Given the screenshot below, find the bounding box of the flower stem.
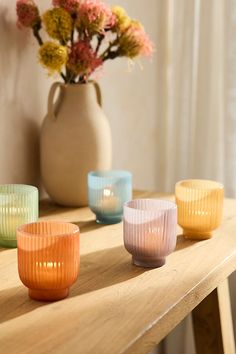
[95,34,104,54]
[32,25,67,83]
[103,52,120,61]
[66,66,77,84]
[61,72,67,82]
[100,38,119,61]
[33,26,43,46]
[71,19,75,46]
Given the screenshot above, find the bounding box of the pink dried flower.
[68,40,103,75]
[77,0,115,34]
[119,21,154,58]
[16,0,40,28]
[52,0,80,13]
[136,27,154,57]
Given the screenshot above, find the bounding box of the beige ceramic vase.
[40,81,112,206]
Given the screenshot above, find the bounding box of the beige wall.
[0,1,49,186]
[0,0,159,191]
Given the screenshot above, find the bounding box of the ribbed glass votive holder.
[88,170,132,224]
[17,221,80,301]
[123,199,177,268]
[175,179,224,240]
[0,184,38,248]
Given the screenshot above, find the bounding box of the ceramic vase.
[40,81,112,206]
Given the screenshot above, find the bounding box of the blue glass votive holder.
[88,170,132,224]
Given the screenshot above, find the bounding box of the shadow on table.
[175,234,198,252]
[39,199,89,218]
[39,200,107,234]
[0,233,193,323]
[72,220,107,233]
[0,247,10,252]
[70,245,148,297]
[71,235,199,298]
[0,286,46,324]
[0,246,146,324]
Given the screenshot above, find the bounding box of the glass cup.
[17,221,80,301]
[123,199,177,268]
[175,179,224,240]
[88,170,132,224]
[0,184,38,248]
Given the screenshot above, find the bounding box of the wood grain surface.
[0,191,236,354]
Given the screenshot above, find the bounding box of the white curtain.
[154,1,236,353]
[156,0,236,198]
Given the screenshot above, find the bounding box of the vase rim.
[57,81,97,88]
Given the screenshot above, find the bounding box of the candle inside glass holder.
[0,184,38,248]
[123,199,177,268]
[175,179,224,240]
[99,187,120,212]
[88,170,132,224]
[17,221,80,301]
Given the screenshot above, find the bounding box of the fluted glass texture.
[0,184,38,248]
[175,180,224,240]
[123,199,177,268]
[17,221,80,301]
[88,170,132,224]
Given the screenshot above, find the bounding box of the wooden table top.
[1,191,236,354]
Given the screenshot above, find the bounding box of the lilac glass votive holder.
[123,199,177,268]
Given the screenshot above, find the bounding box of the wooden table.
[0,191,236,354]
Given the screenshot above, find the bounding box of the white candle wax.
[100,188,120,213]
[2,206,30,235]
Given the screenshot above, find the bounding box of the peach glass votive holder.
[0,184,38,248]
[17,221,80,301]
[123,199,177,268]
[175,179,224,240]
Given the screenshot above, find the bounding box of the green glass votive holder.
[0,184,38,248]
[88,170,132,224]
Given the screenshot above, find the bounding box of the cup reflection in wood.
[123,199,177,268]
[17,221,80,301]
[175,179,224,240]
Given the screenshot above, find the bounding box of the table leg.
[192,279,235,354]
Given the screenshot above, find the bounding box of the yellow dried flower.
[43,8,72,43]
[39,41,68,73]
[130,19,143,30]
[112,6,131,32]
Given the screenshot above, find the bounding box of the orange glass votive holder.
[175,180,224,240]
[17,221,80,301]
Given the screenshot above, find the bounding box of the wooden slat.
[0,192,236,354]
[217,280,236,354]
[192,286,225,354]
[192,279,235,354]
